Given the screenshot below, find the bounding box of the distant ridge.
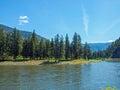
[0,24,47,40]
[0,24,112,51]
[88,42,112,51]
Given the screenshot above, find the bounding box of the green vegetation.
[0,26,120,62]
[101,87,117,90]
[0,27,94,61]
[89,59,103,63]
[48,59,59,63]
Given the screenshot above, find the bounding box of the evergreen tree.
[22,39,29,58]
[72,33,82,59]
[54,34,60,59]
[38,38,45,59]
[112,47,120,58]
[0,27,6,56]
[83,42,91,59]
[50,38,55,59]
[105,37,120,58]
[45,40,51,58]
[10,28,22,59]
[59,35,65,59]
[5,33,11,55]
[65,34,70,60]
[30,30,38,59]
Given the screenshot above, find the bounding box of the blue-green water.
[0,61,120,90]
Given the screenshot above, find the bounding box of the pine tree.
[10,28,23,59]
[22,39,29,58]
[0,27,6,56]
[45,40,51,58]
[38,38,45,59]
[54,34,60,59]
[83,42,91,60]
[30,30,38,59]
[65,34,70,60]
[5,33,11,56]
[72,33,82,59]
[50,38,55,59]
[59,35,65,59]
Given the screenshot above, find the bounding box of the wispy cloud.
[82,5,89,36]
[18,16,29,25]
[105,19,120,33]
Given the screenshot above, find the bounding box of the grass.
[89,59,103,63]
[48,59,59,63]
[101,87,117,90]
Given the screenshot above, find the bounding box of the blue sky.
[0,0,120,43]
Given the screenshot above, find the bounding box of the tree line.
[1,26,119,61]
[0,27,92,60]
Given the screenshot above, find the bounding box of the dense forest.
[0,27,120,61]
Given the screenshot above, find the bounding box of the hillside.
[0,24,46,40]
[106,37,120,58]
[88,42,112,51]
[0,24,112,52]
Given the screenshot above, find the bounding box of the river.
[0,61,120,90]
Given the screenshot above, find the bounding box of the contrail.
[82,5,89,36]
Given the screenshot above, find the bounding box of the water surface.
[0,61,120,90]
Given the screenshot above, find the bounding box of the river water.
[0,61,120,90]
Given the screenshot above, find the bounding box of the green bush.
[15,55,24,61]
[0,53,9,61]
[101,87,117,90]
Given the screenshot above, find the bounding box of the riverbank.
[0,60,46,65]
[106,58,120,62]
[0,59,103,65]
[56,60,89,65]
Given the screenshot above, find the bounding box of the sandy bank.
[57,60,89,65]
[0,60,46,65]
[0,60,89,65]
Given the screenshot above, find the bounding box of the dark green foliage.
[5,33,11,55]
[92,51,105,59]
[105,37,120,58]
[10,28,22,59]
[54,34,60,59]
[65,34,70,60]
[59,35,65,59]
[30,30,38,59]
[112,47,120,58]
[0,27,6,56]
[2,24,120,60]
[22,39,29,58]
[50,38,54,58]
[71,33,82,59]
[45,40,51,58]
[83,42,91,59]
[38,38,45,59]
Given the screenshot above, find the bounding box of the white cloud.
[18,15,29,25]
[107,40,114,43]
[19,16,28,19]
[82,5,89,36]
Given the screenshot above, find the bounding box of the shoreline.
[0,59,102,66]
[0,60,46,66]
[0,60,90,66]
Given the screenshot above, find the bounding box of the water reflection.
[0,62,120,90]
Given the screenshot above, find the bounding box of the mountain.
[88,42,112,51]
[0,24,112,52]
[0,24,46,40]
